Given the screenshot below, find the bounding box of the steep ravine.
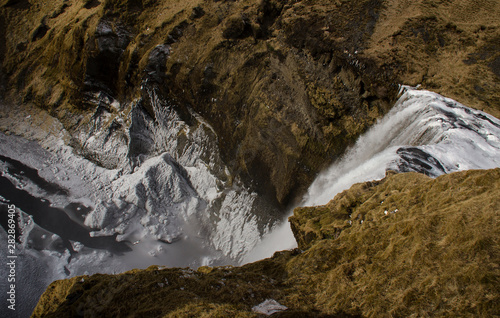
[242,86,500,263]
[0,86,499,317]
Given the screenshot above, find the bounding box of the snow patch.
[252,299,288,315]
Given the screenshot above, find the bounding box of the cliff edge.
[32,168,500,317]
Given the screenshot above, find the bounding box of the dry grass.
[33,169,500,317]
[366,0,500,118]
[288,169,500,317]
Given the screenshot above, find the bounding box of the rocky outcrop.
[2,0,498,206]
[32,169,500,317]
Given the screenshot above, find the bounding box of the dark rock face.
[83,0,101,10]
[190,6,205,20]
[84,20,131,97]
[2,0,30,9]
[396,147,447,177]
[31,22,49,42]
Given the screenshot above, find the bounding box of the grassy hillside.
[32,168,500,317]
[1,0,499,205]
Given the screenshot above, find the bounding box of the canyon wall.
[2,0,499,205]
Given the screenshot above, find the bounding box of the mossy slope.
[2,0,499,205]
[33,169,500,317]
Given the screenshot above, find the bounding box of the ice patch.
[0,85,281,315]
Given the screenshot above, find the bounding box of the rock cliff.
[32,169,500,317]
[2,0,499,205]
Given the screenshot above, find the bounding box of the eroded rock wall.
[3,0,498,205]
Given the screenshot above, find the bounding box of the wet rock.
[396,147,447,177]
[144,44,170,84]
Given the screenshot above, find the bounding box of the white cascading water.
[242,86,500,263]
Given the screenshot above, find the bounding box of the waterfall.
[242,86,500,263]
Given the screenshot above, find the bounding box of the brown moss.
[365,0,500,117]
[1,0,399,207]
